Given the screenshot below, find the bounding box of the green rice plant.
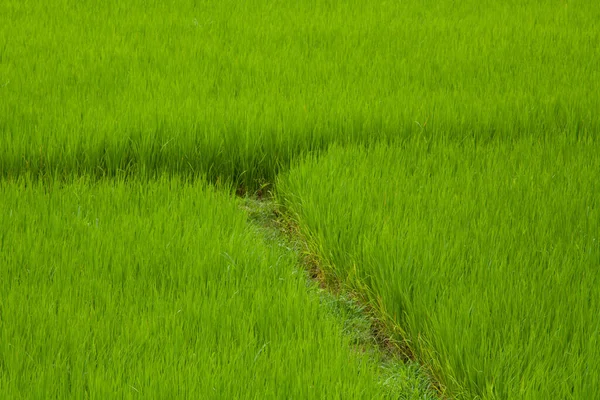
[0,175,414,399]
[1,0,599,188]
[277,137,600,399]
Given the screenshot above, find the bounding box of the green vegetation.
[1,0,599,189]
[2,0,599,397]
[278,139,600,399]
[0,176,428,398]
[243,197,437,399]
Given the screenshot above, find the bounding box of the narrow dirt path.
[241,196,441,399]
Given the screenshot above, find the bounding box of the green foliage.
[0,176,405,398]
[2,0,599,397]
[1,0,599,188]
[278,138,600,399]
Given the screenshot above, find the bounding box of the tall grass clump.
[0,175,405,398]
[1,0,599,188]
[278,137,600,399]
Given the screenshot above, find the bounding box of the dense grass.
[3,0,600,397]
[278,138,600,399]
[1,0,599,188]
[0,176,420,398]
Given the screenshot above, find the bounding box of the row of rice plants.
[2,0,598,188]
[277,136,600,399]
[0,175,413,398]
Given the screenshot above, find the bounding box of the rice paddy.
[2,0,599,187]
[278,139,600,399]
[0,176,436,398]
[1,0,599,398]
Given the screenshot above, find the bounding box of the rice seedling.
[1,0,598,189]
[2,0,599,397]
[278,137,600,399]
[0,175,420,398]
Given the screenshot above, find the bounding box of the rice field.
[0,176,435,398]
[278,139,600,399]
[1,0,599,398]
[1,0,599,188]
